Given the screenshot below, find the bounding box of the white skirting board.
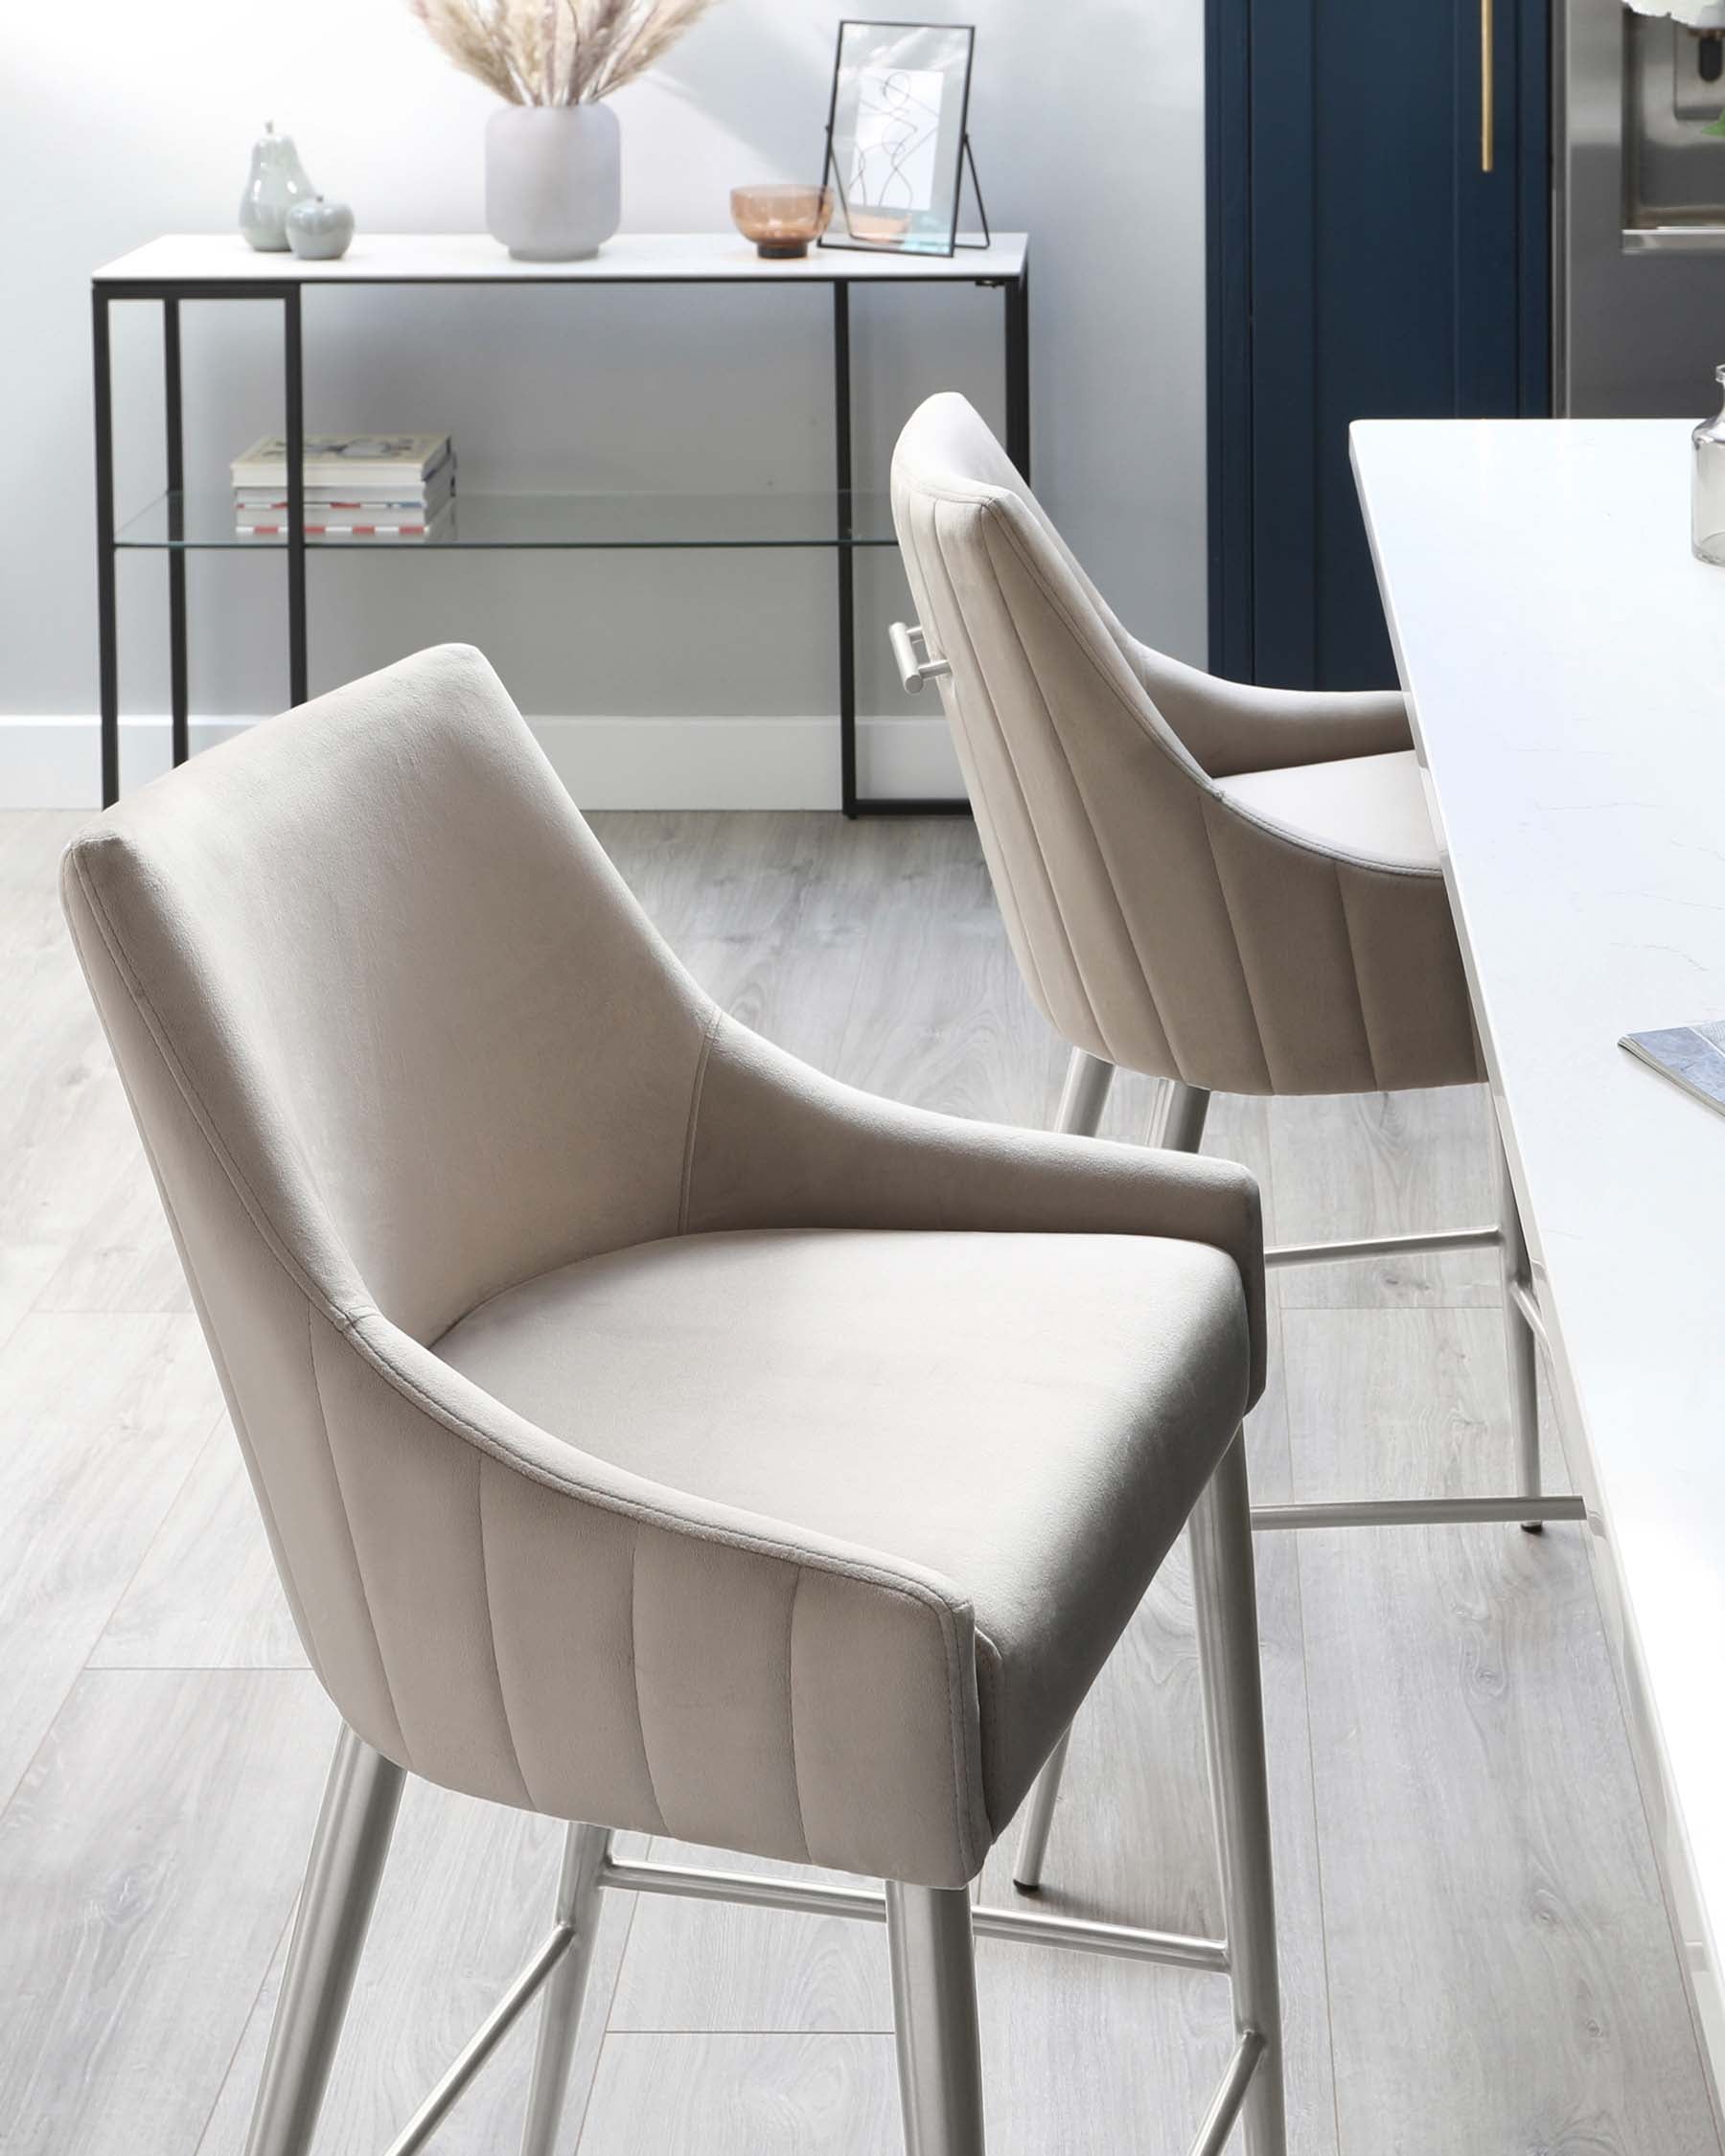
[0,714,967,813]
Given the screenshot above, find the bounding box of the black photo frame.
[818,20,989,258]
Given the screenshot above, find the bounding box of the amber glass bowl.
[730,184,835,260]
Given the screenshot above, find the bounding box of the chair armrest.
[1129,637,1412,779]
[333,1305,995,1888]
[681,1016,1268,1405]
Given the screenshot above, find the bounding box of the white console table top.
[93,231,1028,286]
[1353,418,1725,2109]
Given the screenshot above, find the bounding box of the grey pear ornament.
[239,122,315,253]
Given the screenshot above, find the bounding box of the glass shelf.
[115,489,900,551]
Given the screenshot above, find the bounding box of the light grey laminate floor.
[1,807,1716,2156]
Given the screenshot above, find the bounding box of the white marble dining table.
[1353,417,1725,2121]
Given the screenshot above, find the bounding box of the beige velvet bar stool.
[61,646,1287,2156]
[889,392,1577,1893]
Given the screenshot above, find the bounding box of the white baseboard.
[0,713,967,813]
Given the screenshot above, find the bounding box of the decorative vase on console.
[407,0,722,262]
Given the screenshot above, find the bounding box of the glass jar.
[1692,365,1725,564]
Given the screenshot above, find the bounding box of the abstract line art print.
[850,64,945,213]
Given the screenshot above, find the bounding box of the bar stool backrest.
[890,392,1478,1097]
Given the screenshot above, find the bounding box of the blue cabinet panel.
[1208,0,1550,688]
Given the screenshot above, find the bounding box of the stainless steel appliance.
[1560,0,1725,413]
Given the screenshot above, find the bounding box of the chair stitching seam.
[948,1617,987,1877]
[629,1530,672,1836]
[786,1571,812,1864]
[306,1298,410,1763]
[678,1003,723,1235]
[1333,864,1383,1092]
[1196,792,1281,1091]
[475,1459,538,1811]
[971,1620,1006,1842]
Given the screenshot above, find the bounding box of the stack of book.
[231,434,455,538]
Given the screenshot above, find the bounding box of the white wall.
[0,0,1206,807]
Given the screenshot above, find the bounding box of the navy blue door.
[1208,0,1550,689]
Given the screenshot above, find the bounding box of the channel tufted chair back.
[890,392,1480,1096]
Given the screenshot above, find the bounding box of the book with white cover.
[1620,1017,1725,1119]
[230,433,453,492]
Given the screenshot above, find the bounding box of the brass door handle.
[1481,0,1496,173]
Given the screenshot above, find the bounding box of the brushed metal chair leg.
[243,1725,405,2156]
[518,1822,611,2156]
[1009,1721,1072,1892]
[886,1881,987,2156]
[1494,1119,1544,1533]
[1189,1431,1286,2156]
[1054,1044,1116,1140]
[1156,1077,1212,1156]
[1012,1061,1209,1894]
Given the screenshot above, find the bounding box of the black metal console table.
[90,231,1030,814]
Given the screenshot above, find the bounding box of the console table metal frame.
[90,238,1031,815]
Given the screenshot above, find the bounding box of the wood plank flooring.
[1,806,1715,2155]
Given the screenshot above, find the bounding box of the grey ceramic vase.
[485,103,621,262]
[240,123,315,252]
[287,195,356,262]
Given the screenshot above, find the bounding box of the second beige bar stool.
[889,393,1579,1892]
[62,647,1284,2156]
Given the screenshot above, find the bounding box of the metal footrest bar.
[1508,1274,1549,1352]
[597,1857,1229,1973]
[344,1850,1253,2156]
[1252,1492,1586,1531]
[601,1855,878,1922]
[1187,2030,1266,2156]
[1265,1223,1501,1269]
[973,1900,1228,1972]
[380,1922,573,2156]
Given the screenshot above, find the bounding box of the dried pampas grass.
[409,0,721,105]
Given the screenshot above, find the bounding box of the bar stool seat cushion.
[1213,748,1440,872]
[435,1223,1249,1860]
